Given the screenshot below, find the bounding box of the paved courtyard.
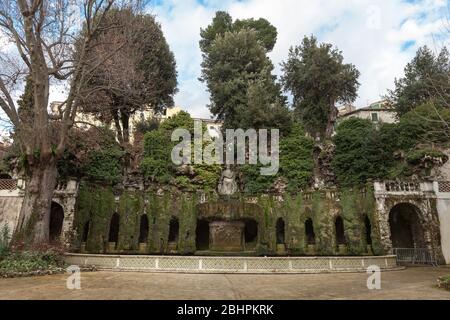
[0,267,449,300]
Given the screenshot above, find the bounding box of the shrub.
[279,123,314,191]
[333,118,392,186]
[0,249,67,278]
[0,224,11,258]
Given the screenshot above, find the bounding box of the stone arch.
[304,218,316,245]
[108,212,120,243]
[389,202,425,248]
[364,214,372,245]
[276,218,285,244]
[168,216,179,243]
[139,214,149,243]
[335,216,346,245]
[244,218,258,247]
[81,220,90,243]
[195,219,210,250]
[49,201,64,242]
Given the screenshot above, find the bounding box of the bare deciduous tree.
[0,0,132,245]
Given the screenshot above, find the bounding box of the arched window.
[168,217,179,242]
[139,215,149,243]
[305,218,315,245]
[335,216,346,245]
[108,213,120,243]
[82,221,90,243]
[49,202,64,242]
[364,215,372,245]
[276,218,285,244]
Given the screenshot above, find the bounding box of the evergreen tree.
[387,46,450,116]
[281,35,360,139]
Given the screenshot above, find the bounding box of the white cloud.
[151,0,449,117]
[2,0,448,132]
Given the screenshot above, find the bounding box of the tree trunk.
[12,160,58,246]
[325,100,338,139]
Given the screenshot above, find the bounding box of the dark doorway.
[244,219,258,244]
[108,213,120,243]
[82,220,90,243]
[0,174,11,179]
[276,218,285,244]
[364,215,372,245]
[168,217,179,242]
[389,203,424,248]
[139,214,149,243]
[335,216,346,245]
[49,202,64,242]
[196,219,209,250]
[305,218,315,245]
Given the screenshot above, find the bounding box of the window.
[371,113,379,122]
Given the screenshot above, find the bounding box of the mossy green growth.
[74,184,116,253]
[72,184,384,256]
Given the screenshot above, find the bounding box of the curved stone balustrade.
[65,253,400,274]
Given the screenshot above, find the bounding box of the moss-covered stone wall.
[72,183,384,256]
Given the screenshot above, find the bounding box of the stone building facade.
[1,178,449,264]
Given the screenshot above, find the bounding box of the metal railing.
[393,248,438,266]
[0,179,17,190]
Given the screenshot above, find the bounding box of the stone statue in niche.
[218,165,238,195]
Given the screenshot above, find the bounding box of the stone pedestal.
[107,242,117,253]
[338,244,347,255]
[276,243,286,255]
[138,243,147,253]
[306,244,315,255]
[209,221,244,251]
[168,241,178,253]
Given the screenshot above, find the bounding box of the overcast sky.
[1,0,449,138]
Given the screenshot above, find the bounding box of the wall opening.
[305,218,316,245]
[0,174,12,179]
[108,213,120,243]
[244,219,258,245]
[364,215,372,245]
[139,214,149,243]
[389,203,425,248]
[49,201,64,242]
[196,219,209,250]
[82,220,90,243]
[168,217,179,243]
[276,218,285,244]
[335,216,346,245]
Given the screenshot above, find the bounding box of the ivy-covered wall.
[72,183,384,256]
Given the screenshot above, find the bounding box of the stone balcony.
[0,178,78,197]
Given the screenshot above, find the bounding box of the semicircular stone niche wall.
[72,184,386,256]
